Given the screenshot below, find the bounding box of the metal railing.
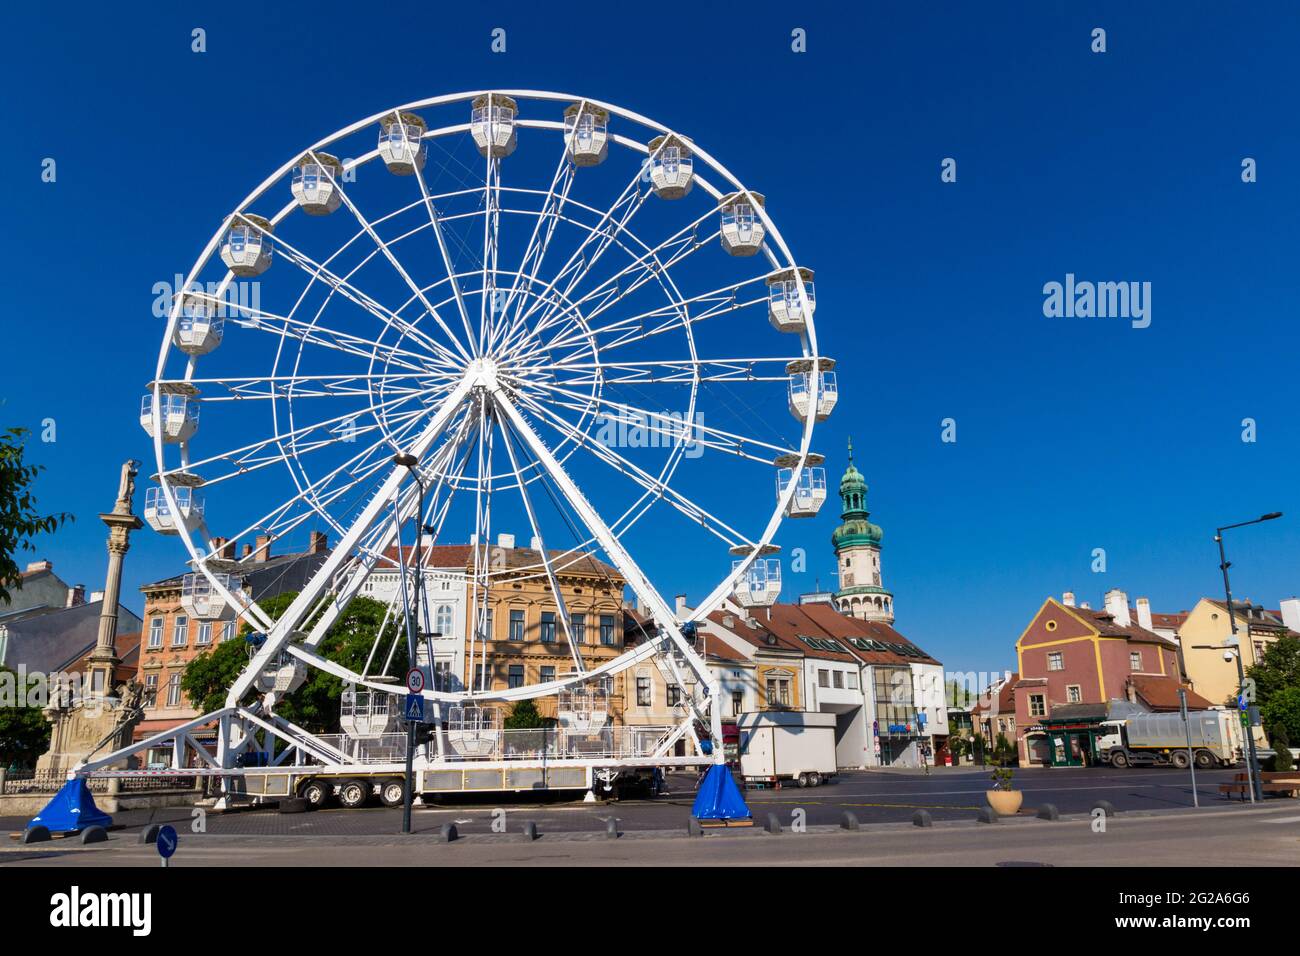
[310,725,683,766]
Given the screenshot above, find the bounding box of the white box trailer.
[1097,710,1243,769]
[737,711,838,787]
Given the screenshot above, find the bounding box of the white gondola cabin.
[377,111,427,175]
[720,192,766,257]
[290,152,345,216]
[140,385,199,444]
[557,685,610,734]
[471,94,517,158]
[775,456,827,518]
[787,358,838,421]
[143,485,204,535]
[340,682,398,737]
[563,102,609,167]
[767,267,815,332]
[256,648,307,695]
[732,557,782,607]
[180,571,244,619]
[171,295,224,356]
[647,134,693,199]
[219,214,274,277]
[445,705,500,758]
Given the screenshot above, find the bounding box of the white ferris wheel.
[133,90,835,773]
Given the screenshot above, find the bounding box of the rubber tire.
[1170,751,1190,770]
[338,778,371,809]
[796,773,809,788]
[300,779,331,809]
[1194,750,1216,769]
[1111,751,1130,768]
[379,779,406,808]
[808,772,822,787]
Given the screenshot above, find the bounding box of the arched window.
[434,604,454,637]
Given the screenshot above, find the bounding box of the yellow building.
[1180,598,1299,727]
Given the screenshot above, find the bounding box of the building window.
[766,677,791,708]
[1066,685,1082,703]
[1007,717,1015,732]
[507,664,525,689]
[1029,693,1046,717]
[473,664,488,691]
[833,671,844,689]
[509,609,525,642]
[571,613,586,644]
[166,673,182,707]
[818,668,830,688]
[1047,651,1064,671]
[600,614,616,646]
[539,665,555,684]
[221,620,236,642]
[433,660,452,691]
[731,691,744,716]
[667,684,682,707]
[540,611,556,643]
[1129,651,1142,671]
[172,616,188,647]
[636,677,651,707]
[148,617,164,648]
[434,605,454,637]
[144,674,158,705]
[476,606,494,640]
[197,622,213,645]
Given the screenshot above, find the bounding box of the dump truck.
[736,711,838,787]
[1096,710,1242,769]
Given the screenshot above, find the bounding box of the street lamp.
[1212,511,1282,804]
[393,451,424,835]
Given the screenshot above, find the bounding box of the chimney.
[497,533,515,550]
[253,534,273,562]
[25,559,52,574]
[1135,596,1153,631]
[530,535,543,552]
[241,543,253,559]
[210,536,236,560]
[66,584,86,608]
[1079,601,1091,609]
[675,594,688,617]
[1062,591,1076,607]
[308,530,328,554]
[1281,598,1300,634]
[1104,589,1131,627]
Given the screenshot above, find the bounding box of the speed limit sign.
[406,667,426,695]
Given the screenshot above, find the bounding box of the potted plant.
[986,765,1023,815]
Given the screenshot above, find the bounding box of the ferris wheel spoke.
[172,372,441,402]
[511,389,757,554]
[476,153,503,355]
[409,157,481,358]
[309,152,476,365]
[532,356,799,387]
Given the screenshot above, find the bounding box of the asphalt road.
[0,765,1256,841]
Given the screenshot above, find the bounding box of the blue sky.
[3,2,1298,674]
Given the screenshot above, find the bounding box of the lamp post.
[393,452,424,835]
[1213,511,1282,804]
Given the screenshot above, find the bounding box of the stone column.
[84,461,143,698]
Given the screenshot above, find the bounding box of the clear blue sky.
[3,2,1297,675]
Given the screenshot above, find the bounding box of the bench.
[1218,772,1300,800]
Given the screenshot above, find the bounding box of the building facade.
[831,442,894,623]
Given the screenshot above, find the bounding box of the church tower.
[831,440,894,623]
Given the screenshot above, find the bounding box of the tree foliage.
[182,592,406,734]
[1245,635,1300,712]
[503,699,552,729]
[0,428,72,603]
[0,666,51,770]
[1261,685,1300,751]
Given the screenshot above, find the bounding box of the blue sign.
[917,712,927,729]
[403,694,426,723]
[157,825,178,859]
[1238,694,1249,712]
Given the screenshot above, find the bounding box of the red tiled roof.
[1063,604,1175,646]
[1128,675,1212,711]
[704,603,939,667]
[971,673,1018,715]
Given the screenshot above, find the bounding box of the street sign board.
[406,667,426,694]
[157,825,178,860]
[403,694,426,723]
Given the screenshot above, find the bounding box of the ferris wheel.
[138,90,834,764]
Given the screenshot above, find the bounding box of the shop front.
[1038,704,1108,767]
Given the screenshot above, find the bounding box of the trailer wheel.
[379,779,406,808]
[337,778,371,809]
[796,773,810,788]
[300,778,331,809]
[808,772,823,787]
[1194,750,1215,769]
[1170,750,1190,770]
[1111,750,1130,768]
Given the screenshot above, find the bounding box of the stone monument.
[37,459,147,775]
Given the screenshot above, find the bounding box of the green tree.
[181,592,406,734]
[1260,685,1300,748]
[0,428,72,603]
[1268,725,1294,772]
[1245,636,1300,712]
[503,699,548,729]
[0,666,51,769]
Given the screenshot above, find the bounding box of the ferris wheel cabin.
[767,267,815,332]
[377,111,427,175]
[732,557,782,607]
[180,571,245,620]
[564,102,609,167]
[290,152,345,216]
[171,295,224,356]
[775,457,828,518]
[143,485,204,535]
[471,94,518,158]
[647,134,694,199]
[787,358,838,421]
[720,192,766,257]
[140,387,199,444]
[219,214,274,277]
[340,682,399,737]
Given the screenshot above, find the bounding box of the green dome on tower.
[831,439,883,551]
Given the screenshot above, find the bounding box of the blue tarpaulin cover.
[692,764,751,820]
[28,778,113,833]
